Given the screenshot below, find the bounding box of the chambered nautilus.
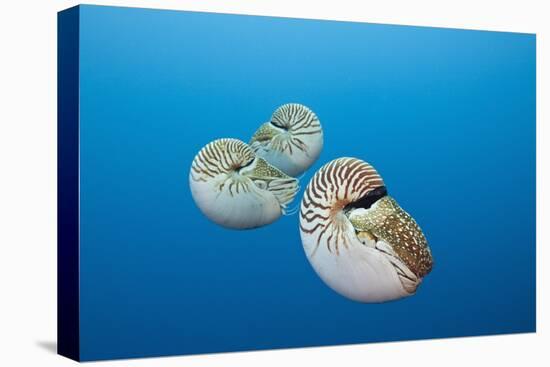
[299,158,433,303]
[190,138,299,229]
[250,103,323,177]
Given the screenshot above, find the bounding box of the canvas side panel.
[57,5,80,362]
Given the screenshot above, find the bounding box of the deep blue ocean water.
[77,5,535,360]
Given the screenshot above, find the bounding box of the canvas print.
[58,4,536,362]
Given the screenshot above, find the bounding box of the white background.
[0,0,547,365]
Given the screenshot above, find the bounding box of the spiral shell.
[250,103,323,177]
[299,158,433,303]
[190,138,299,229]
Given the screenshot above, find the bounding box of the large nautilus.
[250,103,323,177]
[299,158,433,303]
[190,138,299,229]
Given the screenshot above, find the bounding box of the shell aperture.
[190,138,299,229]
[250,103,323,177]
[299,157,433,303]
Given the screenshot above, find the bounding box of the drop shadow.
[36,340,57,354]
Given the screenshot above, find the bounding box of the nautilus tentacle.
[250,103,323,177]
[190,138,299,229]
[299,158,433,303]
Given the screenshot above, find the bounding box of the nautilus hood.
[347,196,433,280]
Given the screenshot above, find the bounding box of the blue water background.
[78,5,536,360]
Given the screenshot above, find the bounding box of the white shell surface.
[190,175,282,229]
[250,103,323,177]
[301,229,411,302]
[190,138,299,229]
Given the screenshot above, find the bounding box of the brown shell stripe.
[300,158,384,256]
[191,138,255,193]
[270,104,322,154]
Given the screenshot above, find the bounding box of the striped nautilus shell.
[190,138,299,229]
[299,158,433,303]
[250,103,323,177]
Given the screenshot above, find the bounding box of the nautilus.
[250,103,323,177]
[299,158,433,303]
[190,138,299,229]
